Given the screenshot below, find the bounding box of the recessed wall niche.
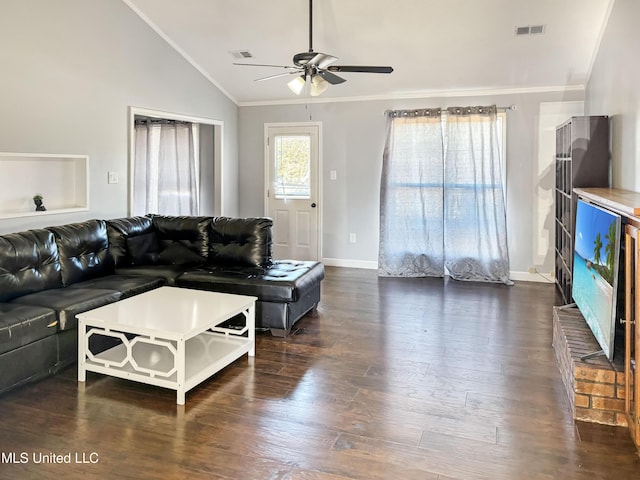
[0,152,89,219]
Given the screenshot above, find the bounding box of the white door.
[265,123,320,261]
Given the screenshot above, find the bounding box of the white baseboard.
[321,259,555,284]
[321,258,378,270]
[509,270,555,283]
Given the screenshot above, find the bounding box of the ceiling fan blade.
[318,70,346,85]
[308,53,338,69]
[233,62,295,69]
[327,65,394,74]
[255,71,302,82]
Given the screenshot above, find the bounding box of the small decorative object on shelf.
[33,194,46,211]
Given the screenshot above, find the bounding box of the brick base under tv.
[552,306,627,427]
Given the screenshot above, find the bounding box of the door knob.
[311,203,316,208]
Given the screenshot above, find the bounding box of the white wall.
[585,0,640,192]
[0,0,238,235]
[239,90,584,278]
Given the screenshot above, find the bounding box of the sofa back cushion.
[151,215,211,265]
[209,217,273,268]
[106,216,155,267]
[0,229,64,302]
[48,220,114,286]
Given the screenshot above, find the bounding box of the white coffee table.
[77,287,256,404]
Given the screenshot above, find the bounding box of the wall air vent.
[515,25,546,36]
[230,50,254,59]
[529,25,545,34]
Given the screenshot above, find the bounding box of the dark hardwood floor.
[1,267,639,479]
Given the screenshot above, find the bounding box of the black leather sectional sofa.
[0,215,324,395]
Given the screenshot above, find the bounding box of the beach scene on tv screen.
[572,201,620,360]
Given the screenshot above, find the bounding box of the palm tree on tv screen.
[593,232,603,265]
[604,221,617,282]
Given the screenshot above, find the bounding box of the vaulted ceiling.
[125,0,613,105]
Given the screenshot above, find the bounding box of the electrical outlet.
[330,170,337,180]
[528,266,537,274]
[349,233,357,243]
[108,171,119,184]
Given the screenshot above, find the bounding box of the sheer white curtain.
[378,109,444,277]
[133,120,199,216]
[378,105,512,285]
[444,106,512,284]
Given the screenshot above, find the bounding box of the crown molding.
[237,84,586,107]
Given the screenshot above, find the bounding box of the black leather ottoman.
[177,260,324,335]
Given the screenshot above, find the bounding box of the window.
[132,118,200,216]
[379,106,511,284]
[273,134,311,199]
[129,107,225,217]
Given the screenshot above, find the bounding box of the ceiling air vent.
[515,25,546,36]
[229,50,253,59]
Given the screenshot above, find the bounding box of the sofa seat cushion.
[176,260,325,303]
[0,303,58,355]
[68,274,166,298]
[10,288,121,331]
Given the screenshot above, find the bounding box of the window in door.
[273,134,311,199]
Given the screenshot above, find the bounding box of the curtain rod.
[134,118,191,125]
[384,104,517,116]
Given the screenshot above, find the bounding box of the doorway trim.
[128,106,224,216]
[264,121,323,261]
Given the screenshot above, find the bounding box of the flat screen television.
[572,199,621,360]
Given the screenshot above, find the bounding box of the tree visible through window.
[273,134,311,199]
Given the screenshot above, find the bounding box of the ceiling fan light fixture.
[309,74,329,96]
[287,75,306,95]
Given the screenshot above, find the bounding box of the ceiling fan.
[233,0,393,96]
